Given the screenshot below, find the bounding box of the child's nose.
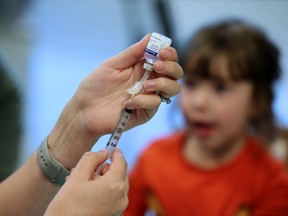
[192,89,211,110]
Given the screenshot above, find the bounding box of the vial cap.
[143,62,153,71]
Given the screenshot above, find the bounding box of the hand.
[44,149,129,216]
[48,34,183,168]
[73,34,182,134]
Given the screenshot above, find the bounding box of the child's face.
[180,56,254,151]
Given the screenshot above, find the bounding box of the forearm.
[0,99,101,215]
[0,152,59,216]
[48,98,101,169]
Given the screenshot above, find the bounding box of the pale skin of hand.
[0,34,182,216]
[44,149,129,216]
[49,34,183,169]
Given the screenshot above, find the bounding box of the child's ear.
[249,95,269,123]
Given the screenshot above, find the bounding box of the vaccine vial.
[143,32,172,71]
[127,32,172,96]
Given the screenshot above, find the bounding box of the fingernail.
[98,150,107,154]
[161,49,171,59]
[141,34,149,41]
[124,99,133,108]
[144,80,156,90]
[154,61,166,71]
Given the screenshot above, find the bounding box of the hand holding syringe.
[96,33,172,175]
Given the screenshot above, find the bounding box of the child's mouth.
[192,121,216,137]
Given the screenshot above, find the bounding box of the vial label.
[145,34,163,57]
[144,32,172,64]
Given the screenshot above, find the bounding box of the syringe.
[96,108,132,174]
[96,68,151,175]
[127,68,152,96]
[96,32,172,175]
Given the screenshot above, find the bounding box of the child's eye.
[184,79,197,89]
[214,83,229,93]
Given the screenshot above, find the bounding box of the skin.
[45,149,129,216]
[180,56,254,169]
[0,34,183,216]
[48,35,182,170]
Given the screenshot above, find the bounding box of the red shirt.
[125,132,288,216]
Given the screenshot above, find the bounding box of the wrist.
[37,136,70,185]
[48,100,101,169]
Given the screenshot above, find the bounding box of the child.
[125,19,288,216]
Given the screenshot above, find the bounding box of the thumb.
[106,148,127,181]
[70,150,108,181]
[103,34,150,69]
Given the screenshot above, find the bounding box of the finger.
[159,47,178,62]
[90,163,110,180]
[103,34,150,69]
[100,162,110,175]
[154,60,184,80]
[144,78,181,99]
[124,94,161,110]
[71,150,108,181]
[124,173,129,195]
[65,168,75,182]
[106,148,128,181]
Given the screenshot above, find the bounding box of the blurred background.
[0,0,287,177]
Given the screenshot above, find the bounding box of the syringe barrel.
[105,108,133,160]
